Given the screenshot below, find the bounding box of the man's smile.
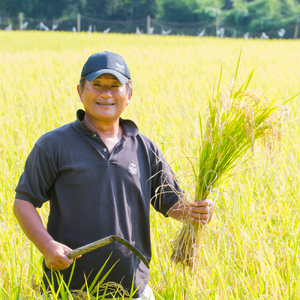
[96,102,115,106]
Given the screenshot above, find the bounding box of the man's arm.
[13,198,75,270]
[167,198,214,224]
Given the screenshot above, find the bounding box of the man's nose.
[99,87,112,98]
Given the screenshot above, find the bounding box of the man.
[14,51,213,299]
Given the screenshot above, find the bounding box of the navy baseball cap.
[81,51,131,85]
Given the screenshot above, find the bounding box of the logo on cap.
[116,62,125,69]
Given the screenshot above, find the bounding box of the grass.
[1,31,300,299]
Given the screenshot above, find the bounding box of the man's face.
[77,74,131,124]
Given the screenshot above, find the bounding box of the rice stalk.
[171,65,290,270]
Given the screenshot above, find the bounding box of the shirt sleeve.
[149,146,184,216]
[15,144,58,208]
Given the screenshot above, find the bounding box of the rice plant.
[171,56,292,270]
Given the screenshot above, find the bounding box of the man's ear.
[126,89,133,105]
[77,84,83,101]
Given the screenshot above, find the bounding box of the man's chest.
[56,137,152,190]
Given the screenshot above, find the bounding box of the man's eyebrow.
[110,79,122,85]
[94,76,120,83]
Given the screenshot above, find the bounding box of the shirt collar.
[75,109,139,137]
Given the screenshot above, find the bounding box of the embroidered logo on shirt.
[128,162,137,175]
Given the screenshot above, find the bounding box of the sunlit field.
[1,31,300,299]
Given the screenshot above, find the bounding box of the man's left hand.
[188,199,214,224]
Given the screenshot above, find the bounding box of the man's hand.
[42,240,75,271]
[167,198,214,223]
[188,199,214,224]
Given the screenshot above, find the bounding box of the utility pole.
[19,12,24,30]
[77,13,81,33]
[233,29,237,38]
[147,15,151,34]
[216,16,219,36]
[294,18,299,39]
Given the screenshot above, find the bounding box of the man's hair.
[79,76,133,97]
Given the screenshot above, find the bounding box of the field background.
[1,31,300,299]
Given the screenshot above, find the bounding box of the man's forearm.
[13,198,54,255]
[14,198,75,270]
[167,198,190,221]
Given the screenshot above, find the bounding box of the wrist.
[37,236,55,256]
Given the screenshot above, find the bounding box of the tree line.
[1,0,300,33]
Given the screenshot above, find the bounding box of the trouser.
[132,284,155,300]
[113,284,155,300]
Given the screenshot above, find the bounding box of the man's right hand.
[42,240,75,271]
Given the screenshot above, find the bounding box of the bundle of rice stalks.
[171,61,291,270]
[70,282,129,299]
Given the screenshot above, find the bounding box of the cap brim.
[85,69,128,85]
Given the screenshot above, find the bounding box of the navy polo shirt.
[15,109,183,298]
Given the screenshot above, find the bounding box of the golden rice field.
[1,31,300,299]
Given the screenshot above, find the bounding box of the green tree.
[247,0,282,31]
[156,0,200,22]
[224,0,251,31]
[195,0,225,18]
[1,0,300,36]
[82,0,156,20]
[225,0,300,34]
[0,0,86,20]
